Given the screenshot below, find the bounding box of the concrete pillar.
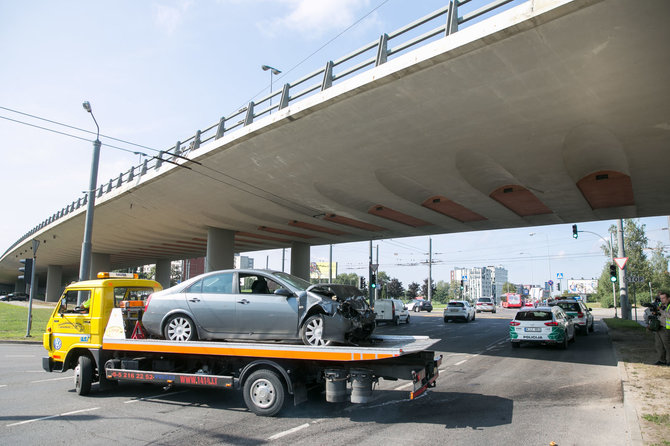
[290,242,311,281]
[155,259,172,290]
[90,253,111,278]
[206,227,235,272]
[46,265,63,302]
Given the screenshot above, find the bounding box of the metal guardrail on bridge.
[5,0,519,257]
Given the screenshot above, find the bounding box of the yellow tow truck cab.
[42,273,162,374]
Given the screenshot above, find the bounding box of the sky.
[1,0,668,289]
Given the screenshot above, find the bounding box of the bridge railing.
[5,0,520,257]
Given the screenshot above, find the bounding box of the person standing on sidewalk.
[653,292,670,365]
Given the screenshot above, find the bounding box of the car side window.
[239,275,281,295]
[201,273,234,294]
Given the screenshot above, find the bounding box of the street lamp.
[78,101,102,284]
[261,64,281,109]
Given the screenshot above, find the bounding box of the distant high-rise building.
[451,265,508,302]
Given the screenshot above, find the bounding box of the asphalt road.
[0,309,629,445]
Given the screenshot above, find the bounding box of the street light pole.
[576,228,619,317]
[261,65,281,110]
[79,101,101,285]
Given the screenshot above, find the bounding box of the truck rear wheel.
[243,369,286,416]
[74,356,93,395]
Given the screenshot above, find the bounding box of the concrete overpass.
[2,0,669,297]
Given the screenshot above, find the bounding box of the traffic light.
[19,258,33,284]
[359,276,366,289]
[460,279,464,290]
[572,224,578,239]
[370,273,377,289]
[557,282,561,291]
[609,264,618,283]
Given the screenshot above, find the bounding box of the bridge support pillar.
[206,227,235,272]
[290,242,310,281]
[46,265,63,302]
[155,259,171,289]
[90,253,111,278]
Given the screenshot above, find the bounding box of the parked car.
[408,299,433,312]
[0,292,28,301]
[509,306,576,349]
[549,298,594,334]
[142,269,376,346]
[475,297,496,313]
[444,300,476,322]
[374,299,410,325]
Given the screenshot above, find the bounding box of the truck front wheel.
[243,369,286,416]
[74,356,93,395]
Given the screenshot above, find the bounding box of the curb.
[601,319,644,446]
[0,339,42,345]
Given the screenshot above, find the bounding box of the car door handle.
[188,298,200,302]
[238,299,250,305]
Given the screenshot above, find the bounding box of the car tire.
[300,314,333,346]
[476,310,480,314]
[164,314,198,342]
[443,317,449,323]
[589,320,595,332]
[426,309,432,313]
[570,330,576,343]
[74,355,93,396]
[472,313,476,321]
[582,325,589,336]
[561,332,569,350]
[406,315,410,324]
[493,309,497,314]
[243,369,286,417]
[393,316,399,326]
[464,315,470,323]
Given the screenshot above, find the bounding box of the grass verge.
[0,303,53,340]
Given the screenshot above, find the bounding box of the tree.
[421,278,436,299]
[334,273,359,286]
[406,282,420,299]
[386,278,404,298]
[502,282,516,293]
[433,280,450,303]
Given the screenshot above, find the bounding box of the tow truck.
[42,273,441,416]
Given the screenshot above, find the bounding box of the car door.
[185,272,236,334]
[235,273,299,338]
[50,288,93,358]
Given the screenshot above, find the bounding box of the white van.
[374,299,410,325]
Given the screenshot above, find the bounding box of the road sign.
[626,276,645,283]
[556,273,563,279]
[548,280,554,285]
[462,275,468,281]
[614,257,628,269]
[370,263,378,272]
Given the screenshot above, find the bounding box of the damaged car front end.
[303,284,376,346]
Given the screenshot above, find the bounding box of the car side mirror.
[274,288,294,298]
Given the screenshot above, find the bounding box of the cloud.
[153,1,193,34]
[261,0,375,38]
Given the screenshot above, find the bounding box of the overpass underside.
[2,0,669,285]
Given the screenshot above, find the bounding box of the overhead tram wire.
[231,0,392,112]
[0,111,322,216]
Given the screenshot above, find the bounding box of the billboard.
[309,262,337,280]
[567,279,598,295]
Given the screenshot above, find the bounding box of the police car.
[549,298,594,334]
[509,306,576,349]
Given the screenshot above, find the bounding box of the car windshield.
[273,272,312,291]
[448,302,465,307]
[515,311,552,321]
[478,298,492,303]
[557,302,581,312]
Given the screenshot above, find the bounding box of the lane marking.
[30,376,72,383]
[6,407,100,427]
[124,389,189,404]
[267,423,310,441]
[454,359,467,366]
[0,385,7,388]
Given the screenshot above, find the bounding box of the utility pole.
[428,238,432,301]
[617,219,631,319]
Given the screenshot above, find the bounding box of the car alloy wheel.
[300,314,332,346]
[164,315,197,341]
